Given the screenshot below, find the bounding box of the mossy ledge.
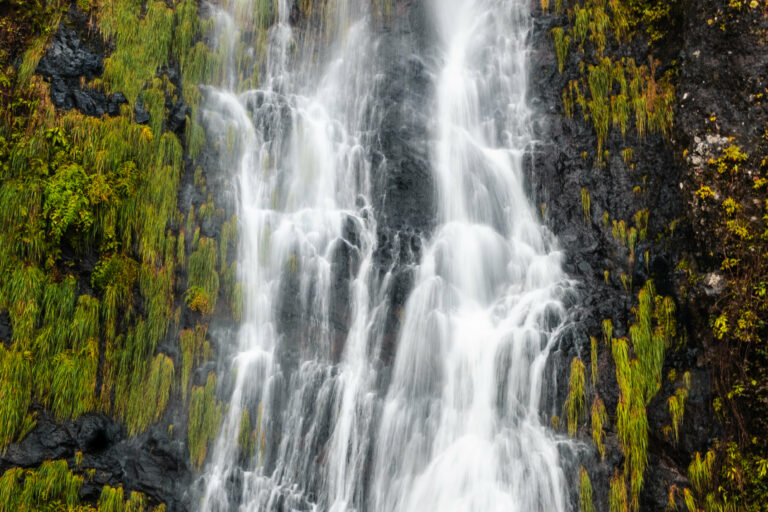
[0,0,239,509]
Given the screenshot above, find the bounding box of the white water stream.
[195,0,574,510]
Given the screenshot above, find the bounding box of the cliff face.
[0,0,766,511]
[530,0,768,510]
[0,0,216,509]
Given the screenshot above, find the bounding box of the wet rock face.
[675,0,768,150]
[37,23,127,117]
[528,0,747,509]
[0,410,191,512]
[13,0,748,510]
[0,310,11,346]
[37,17,192,130]
[36,25,102,80]
[370,43,436,237]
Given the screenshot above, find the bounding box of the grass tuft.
[565,357,587,436]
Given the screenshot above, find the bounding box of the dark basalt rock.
[0,409,191,511]
[329,216,364,362]
[0,310,12,346]
[363,4,437,374]
[36,25,102,80]
[134,94,151,125]
[370,50,435,237]
[37,22,127,117]
[167,97,190,134]
[527,0,744,509]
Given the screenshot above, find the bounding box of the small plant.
[592,397,608,460]
[188,372,223,469]
[590,336,599,386]
[579,466,595,512]
[688,450,715,495]
[696,185,715,200]
[237,409,253,460]
[612,219,628,246]
[180,325,208,402]
[609,469,628,512]
[565,357,587,436]
[603,319,613,345]
[581,188,591,224]
[187,238,220,315]
[668,372,690,443]
[0,460,83,510]
[552,27,571,74]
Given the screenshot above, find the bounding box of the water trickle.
[195,0,575,510]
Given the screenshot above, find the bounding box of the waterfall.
[369,1,572,510]
[194,0,574,510]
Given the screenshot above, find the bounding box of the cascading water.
[195,0,575,510]
[196,1,385,509]
[369,0,573,510]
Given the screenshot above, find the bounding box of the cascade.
[195,0,575,510]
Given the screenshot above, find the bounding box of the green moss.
[237,409,252,459]
[17,40,47,87]
[563,88,575,118]
[552,4,676,164]
[620,273,630,292]
[96,485,163,512]
[602,319,613,345]
[180,325,208,403]
[72,295,100,347]
[552,27,571,74]
[4,265,45,345]
[682,488,696,512]
[188,372,223,470]
[119,353,174,436]
[187,238,219,315]
[139,264,173,354]
[611,220,624,246]
[579,466,595,512]
[581,188,591,224]
[588,5,610,55]
[0,0,228,490]
[607,281,680,510]
[565,357,587,436]
[0,181,47,263]
[185,287,213,315]
[688,450,715,496]
[186,119,206,160]
[633,209,649,240]
[99,0,175,104]
[172,0,201,67]
[220,216,237,273]
[592,397,608,460]
[668,372,690,443]
[231,282,243,323]
[609,469,628,512]
[0,347,32,453]
[588,59,613,102]
[140,86,165,140]
[98,485,124,512]
[49,337,99,421]
[590,336,599,386]
[0,460,82,511]
[574,7,590,45]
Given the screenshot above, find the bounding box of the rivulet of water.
[194,0,575,510]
